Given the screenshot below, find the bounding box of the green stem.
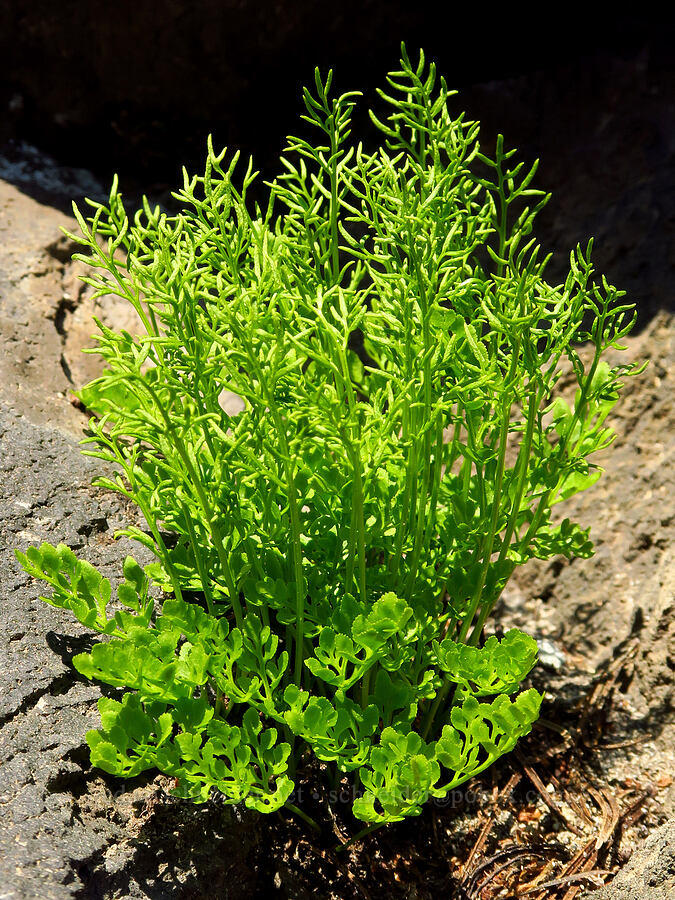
[457,338,520,645]
[337,345,366,606]
[421,678,452,741]
[519,350,601,555]
[269,407,306,687]
[465,385,540,646]
[329,114,340,284]
[141,380,243,627]
[421,417,444,559]
[284,803,321,834]
[496,387,539,564]
[404,243,434,600]
[388,285,414,583]
[347,447,367,606]
[117,444,184,605]
[180,500,215,615]
[228,327,306,685]
[335,820,387,852]
[493,134,509,279]
[445,415,463,474]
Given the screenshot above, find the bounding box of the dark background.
[1,2,674,323]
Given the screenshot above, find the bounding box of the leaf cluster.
[16,44,642,832]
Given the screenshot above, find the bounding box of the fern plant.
[16,45,641,837]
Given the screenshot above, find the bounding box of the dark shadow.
[1,9,674,332]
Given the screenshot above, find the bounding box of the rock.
[2,4,658,184]
[0,176,260,899]
[462,46,675,328]
[583,818,675,899]
[0,178,144,432]
[504,312,675,802]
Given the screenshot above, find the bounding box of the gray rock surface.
[505,312,675,829]
[0,182,259,899]
[0,178,144,431]
[585,817,675,900]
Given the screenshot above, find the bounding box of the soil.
[0,43,673,900]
